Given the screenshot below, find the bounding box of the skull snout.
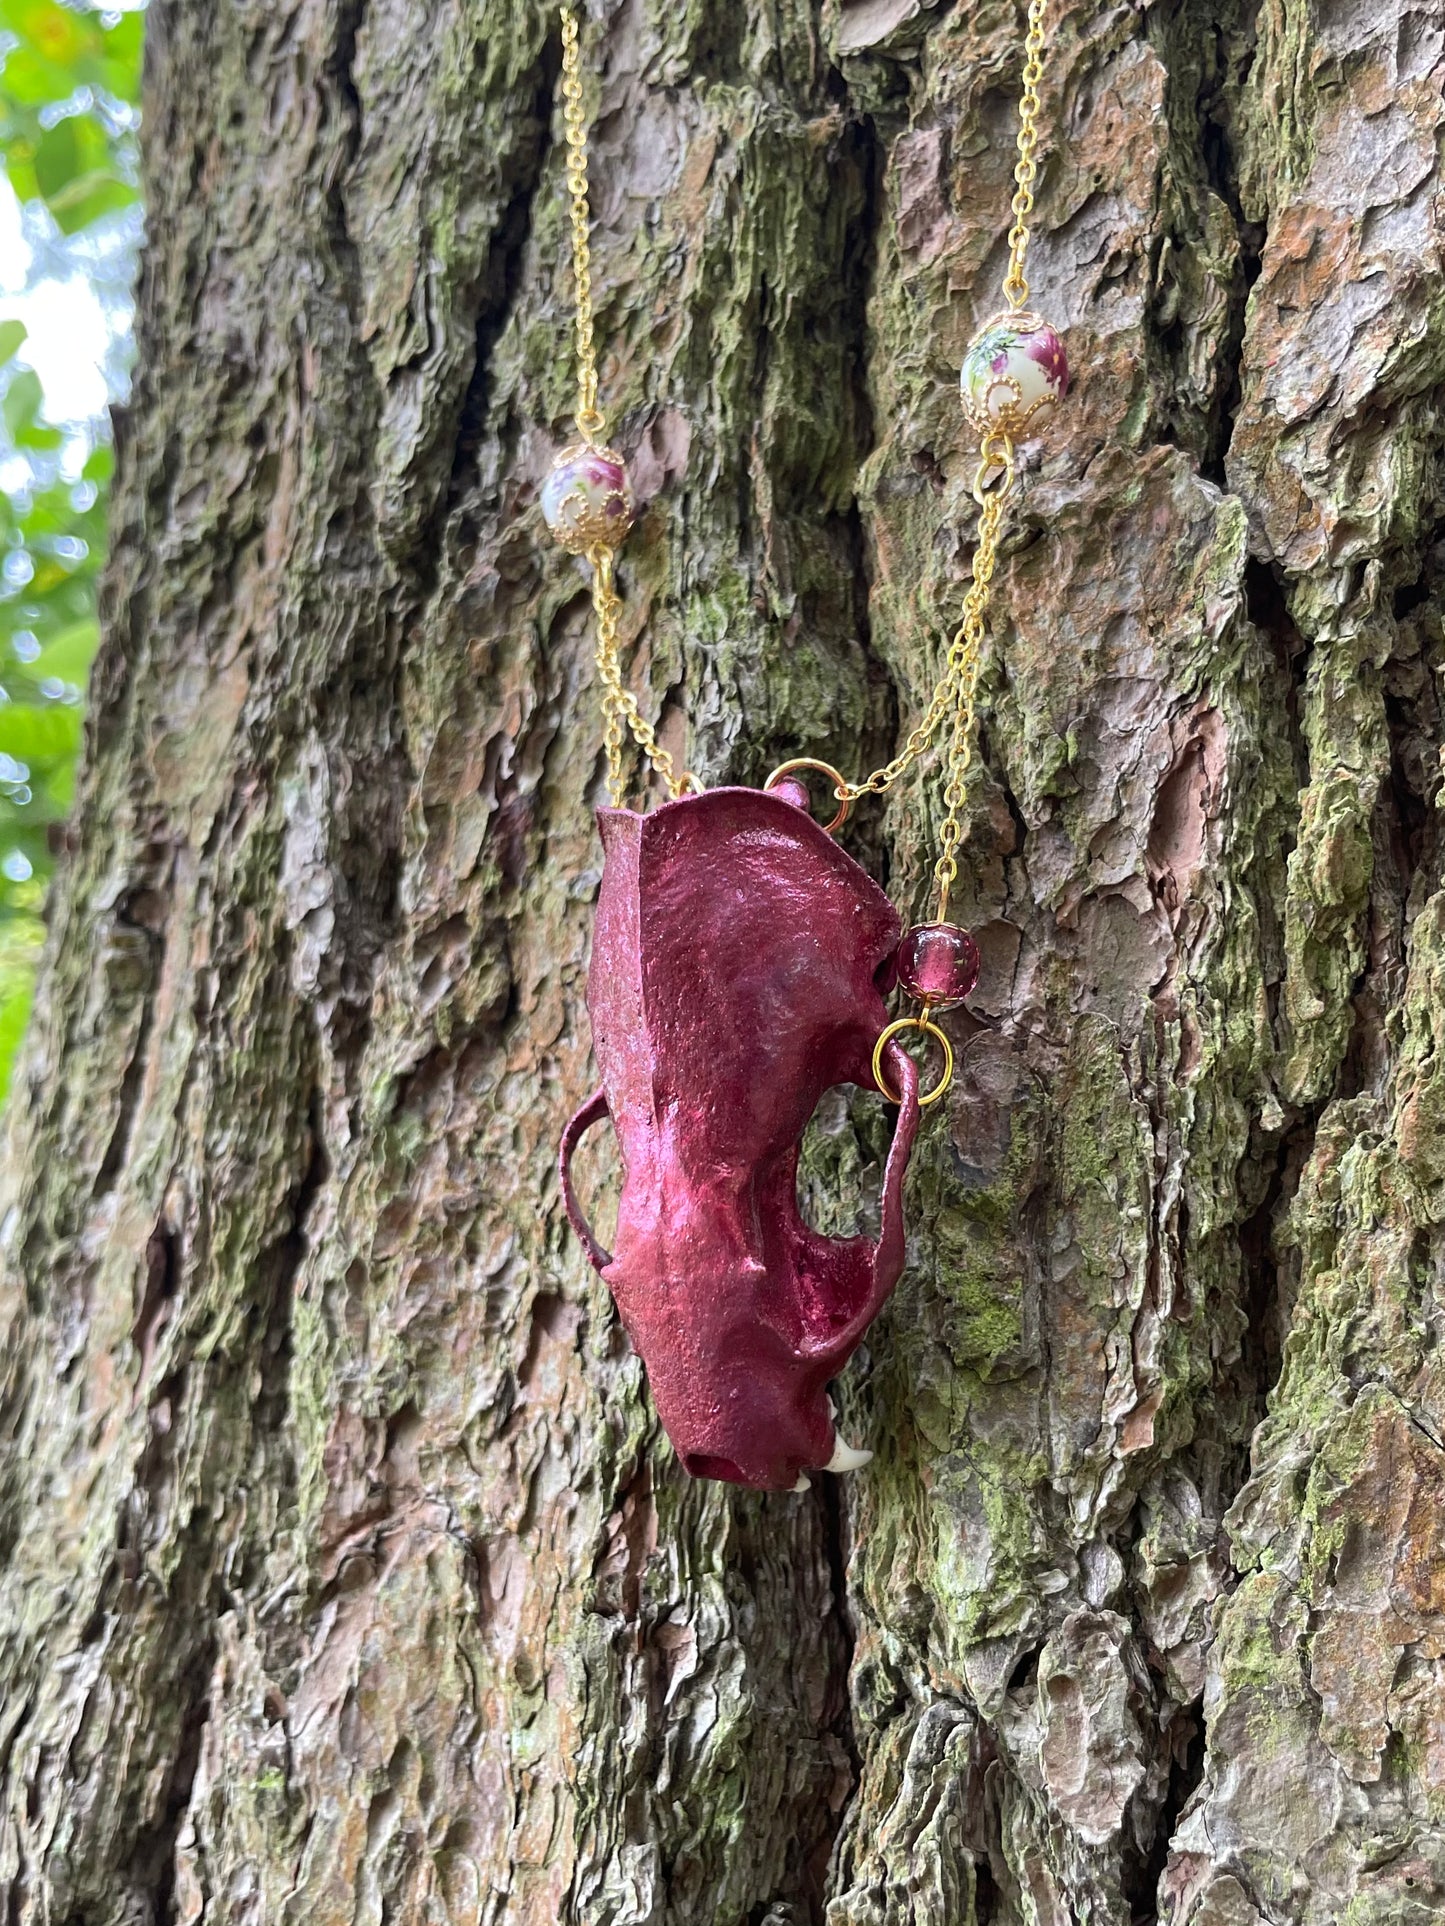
[659,1361,837,1493]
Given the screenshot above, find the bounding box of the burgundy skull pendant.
[560,784,921,1491]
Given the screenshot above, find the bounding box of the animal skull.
[561,785,920,1491]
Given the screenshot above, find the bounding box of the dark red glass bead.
[895,922,979,1008]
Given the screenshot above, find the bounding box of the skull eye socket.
[795,1086,882,1243]
[568,1104,621,1251]
[683,1453,748,1484]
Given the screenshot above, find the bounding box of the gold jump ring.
[872,1016,954,1109]
[764,758,853,834]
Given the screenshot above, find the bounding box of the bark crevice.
[446,35,561,516]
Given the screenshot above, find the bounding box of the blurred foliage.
[0,1,142,1097]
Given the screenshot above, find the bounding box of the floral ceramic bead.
[542,442,635,554]
[960,312,1068,436]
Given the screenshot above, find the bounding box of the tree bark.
[1,0,1443,1920]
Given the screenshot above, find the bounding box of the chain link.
[560,10,605,443]
[589,548,689,805]
[837,428,1015,808]
[932,443,1012,922]
[561,9,697,803]
[1003,0,1048,311]
[559,0,1049,846]
[835,0,1050,924]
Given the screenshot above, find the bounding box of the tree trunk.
[1,0,1442,1920]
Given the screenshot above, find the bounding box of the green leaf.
[32,114,129,232]
[45,167,132,232]
[3,367,61,449]
[0,1,88,65]
[0,1,143,233]
[31,616,97,683]
[0,954,36,1100]
[3,365,41,435]
[31,115,78,201]
[0,700,81,761]
[0,0,144,1110]
[0,46,75,113]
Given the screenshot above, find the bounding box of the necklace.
[551,3,1066,1493]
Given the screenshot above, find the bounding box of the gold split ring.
[764,758,852,834]
[873,1015,955,1108]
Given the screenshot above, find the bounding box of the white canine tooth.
[827,1395,837,1420]
[825,1435,873,1473]
[792,1474,812,1493]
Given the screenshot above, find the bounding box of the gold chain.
[589,547,689,804]
[560,10,605,444]
[932,442,1012,923]
[559,9,695,802]
[835,0,1049,923]
[1003,0,1048,312]
[838,436,1013,925]
[557,0,1049,874]
[839,427,1014,813]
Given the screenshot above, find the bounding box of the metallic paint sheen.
[561,786,921,1490]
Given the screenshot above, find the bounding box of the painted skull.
[560,785,921,1491]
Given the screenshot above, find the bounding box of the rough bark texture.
[1,0,1444,1920]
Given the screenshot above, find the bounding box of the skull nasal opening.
[682,1453,750,1485]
